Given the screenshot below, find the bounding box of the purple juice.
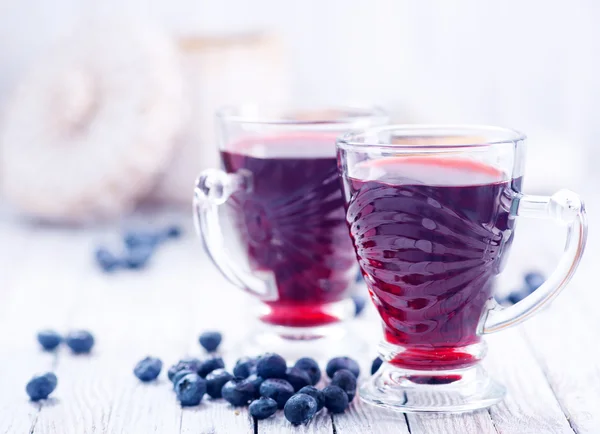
[221,134,357,327]
[344,157,521,369]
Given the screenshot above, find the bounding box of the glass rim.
[216,104,388,129]
[337,124,527,151]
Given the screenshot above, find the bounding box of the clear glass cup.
[193,105,387,358]
[337,125,587,412]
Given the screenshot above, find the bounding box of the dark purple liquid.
[222,134,356,327]
[344,157,520,369]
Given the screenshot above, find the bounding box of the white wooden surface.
[0,205,597,434]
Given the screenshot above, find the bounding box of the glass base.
[360,362,506,413]
[235,317,369,363]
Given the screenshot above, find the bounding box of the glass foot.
[234,320,369,364]
[360,362,506,413]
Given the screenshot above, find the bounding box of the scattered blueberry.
[37,330,62,351]
[249,396,278,420]
[198,356,225,378]
[322,385,349,413]
[168,358,203,381]
[172,369,195,390]
[164,225,182,239]
[205,369,233,399]
[199,331,222,352]
[351,294,367,316]
[95,247,121,272]
[175,373,206,406]
[233,357,257,379]
[123,244,153,269]
[371,357,383,375]
[26,372,57,401]
[525,272,545,291]
[285,367,312,392]
[134,356,162,382]
[245,374,265,398]
[326,357,360,379]
[507,289,529,305]
[355,270,364,283]
[259,378,295,409]
[298,386,325,412]
[221,377,256,407]
[256,353,287,379]
[124,231,160,249]
[294,357,321,385]
[331,369,357,402]
[284,393,318,425]
[65,330,94,354]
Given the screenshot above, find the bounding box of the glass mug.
[337,125,587,412]
[194,105,387,351]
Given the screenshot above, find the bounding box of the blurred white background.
[0,0,597,211]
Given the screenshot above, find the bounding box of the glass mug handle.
[483,189,588,333]
[193,169,278,301]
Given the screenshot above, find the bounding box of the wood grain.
[0,210,595,433]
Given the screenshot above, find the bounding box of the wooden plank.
[0,225,86,434]
[485,329,574,433]
[497,220,600,433]
[29,225,194,434]
[334,399,411,434]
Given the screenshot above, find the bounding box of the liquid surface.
[222,134,356,327]
[344,157,521,369]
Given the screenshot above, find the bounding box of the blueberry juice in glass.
[194,106,387,348]
[221,133,357,328]
[345,157,521,369]
[337,125,587,412]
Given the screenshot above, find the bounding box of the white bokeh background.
[1,0,597,193]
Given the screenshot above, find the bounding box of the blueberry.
[168,358,203,381]
[525,272,545,291]
[371,357,383,375]
[124,244,153,269]
[26,372,57,401]
[256,353,287,379]
[259,378,295,409]
[199,331,222,352]
[175,373,206,406]
[233,357,257,379]
[326,357,360,379]
[65,330,94,354]
[95,247,120,272]
[294,357,321,385]
[164,225,182,239]
[351,294,367,316]
[205,369,233,399]
[249,396,278,420]
[355,270,364,283]
[298,386,325,412]
[133,356,162,382]
[322,385,349,413]
[331,369,357,402]
[171,369,195,390]
[507,289,529,305]
[221,377,256,407]
[245,374,265,398]
[124,231,160,249]
[285,367,311,392]
[37,330,62,351]
[197,356,225,378]
[284,393,318,426]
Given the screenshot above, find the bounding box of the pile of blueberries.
[503,271,545,305]
[26,329,95,401]
[133,331,360,426]
[94,225,182,272]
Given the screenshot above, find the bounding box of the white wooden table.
[0,204,598,434]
